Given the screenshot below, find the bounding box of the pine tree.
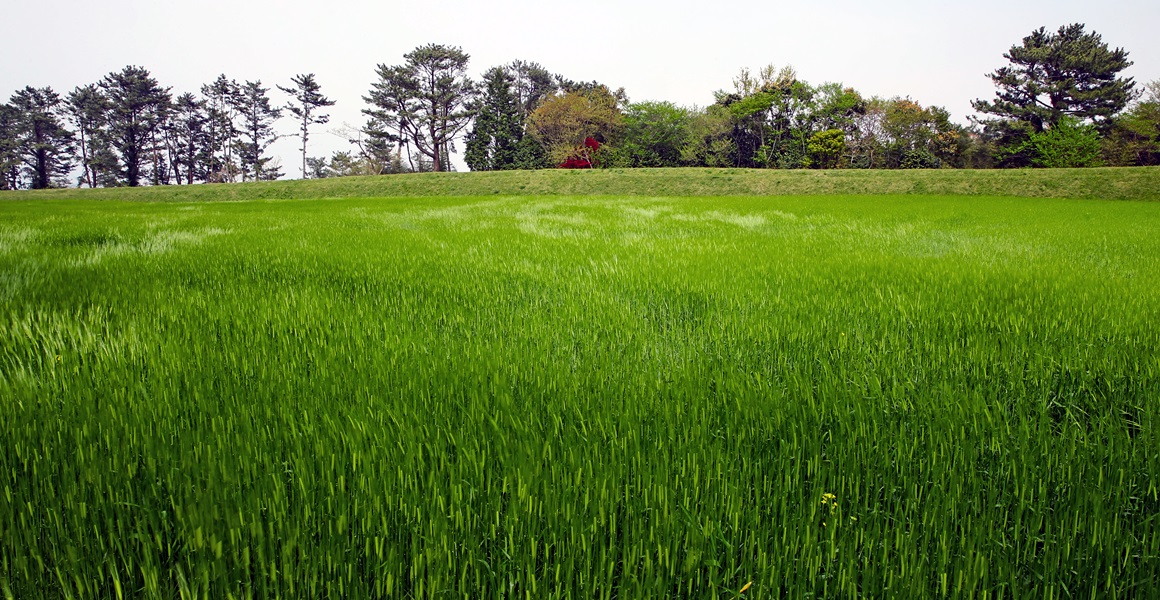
[465,67,523,171]
[101,66,171,186]
[278,73,334,179]
[366,45,476,173]
[507,60,557,118]
[363,65,417,172]
[201,75,242,182]
[66,85,113,187]
[232,81,282,181]
[9,87,76,189]
[0,104,23,190]
[164,93,208,184]
[973,23,1135,132]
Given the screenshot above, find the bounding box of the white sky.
[3,0,1158,176]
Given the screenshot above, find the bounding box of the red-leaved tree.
[559,137,600,168]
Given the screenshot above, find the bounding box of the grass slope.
[2,165,1160,202]
[2,192,1159,597]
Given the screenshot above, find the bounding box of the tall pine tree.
[0,104,22,190]
[9,87,76,189]
[973,23,1135,132]
[164,92,208,185]
[201,75,242,182]
[233,81,282,181]
[279,73,334,179]
[367,45,476,173]
[101,66,170,186]
[465,67,523,171]
[66,85,115,188]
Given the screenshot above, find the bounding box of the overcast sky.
[3,0,1158,175]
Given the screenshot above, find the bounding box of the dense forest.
[1,23,1158,190]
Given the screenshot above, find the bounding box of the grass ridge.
[3,166,1159,203]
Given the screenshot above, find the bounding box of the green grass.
[2,189,1159,598]
[2,165,1160,202]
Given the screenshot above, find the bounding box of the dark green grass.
[2,166,1160,203]
[2,194,1159,598]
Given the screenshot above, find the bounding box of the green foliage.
[8,87,76,189]
[100,66,171,187]
[511,135,549,170]
[1026,117,1104,168]
[233,81,282,182]
[680,106,735,167]
[200,75,245,183]
[899,148,939,169]
[366,45,475,173]
[973,23,1135,132]
[0,103,21,190]
[64,84,118,189]
[1102,80,1160,166]
[716,66,818,169]
[712,67,973,171]
[813,83,865,132]
[307,149,405,179]
[465,67,524,171]
[806,129,845,168]
[527,86,624,166]
[164,92,209,185]
[616,101,690,167]
[278,73,334,179]
[507,60,557,118]
[2,193,1159,597]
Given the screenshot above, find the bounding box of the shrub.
[1028,117,1103,168]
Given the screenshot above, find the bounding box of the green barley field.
[2,169,1160,598]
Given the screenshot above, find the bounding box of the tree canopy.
[1,23,1157,189]
[973,23,1135,133]
[279,73,334,179]
[365,44,476,173]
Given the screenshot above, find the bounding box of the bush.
[1028,117,1103,168]
[900,148,940,169]
[807,129,846,169]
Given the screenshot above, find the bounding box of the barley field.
[2,187,1159,598]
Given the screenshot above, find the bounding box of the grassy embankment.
[1,168,1159,598]
[3,165,1160,202]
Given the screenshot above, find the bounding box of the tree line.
[0,68,334,190]
[2,23,1158,189]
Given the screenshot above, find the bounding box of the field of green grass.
[2,170,1160,598]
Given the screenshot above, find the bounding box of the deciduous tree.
[617,101,690,167]
[807,129,845,169]
[1026,116,1103,167]
[680,105,734,167]
[527,86,623,165]
[1103,80,1160,166]
[363,65,416,172]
